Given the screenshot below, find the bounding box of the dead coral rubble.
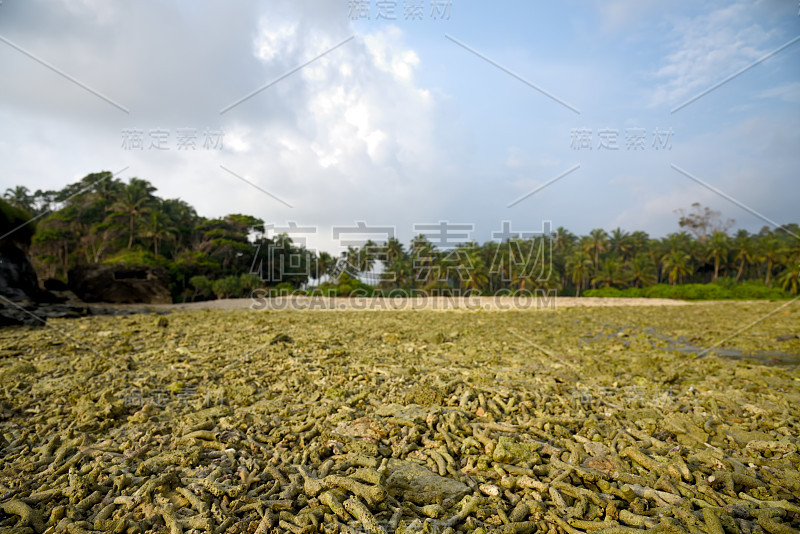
[0,307,798,533]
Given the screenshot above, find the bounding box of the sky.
[0,0,798,255]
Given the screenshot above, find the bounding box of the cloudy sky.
[1,0,798,254]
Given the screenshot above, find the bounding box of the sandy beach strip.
[114,295,693,312]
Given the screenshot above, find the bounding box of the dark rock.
[37,305,88,319]
[0,241,48,303]
[0,303,43,327]
[43,278,69,291]
[0,241,55,326]
[69,264,172,304]
[270,333,294,344]
[46,288,79,304]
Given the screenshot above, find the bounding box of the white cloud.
[363,27,421,83]
[254,21,297,62]
[758,82,800,103]
[593,0,664,33]
[1,1,794,248]
[649,3,778,108]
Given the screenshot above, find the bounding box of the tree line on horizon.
[3,173,800,301]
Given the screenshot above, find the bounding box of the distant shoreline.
[112,296,693,312]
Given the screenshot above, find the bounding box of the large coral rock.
[492,436,542,465]
[385,459,470,505]
[69,264,171,304]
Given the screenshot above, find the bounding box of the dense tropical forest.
[3,172,799,301]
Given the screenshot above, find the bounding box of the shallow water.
[580,325,800,366]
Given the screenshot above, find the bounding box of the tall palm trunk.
[765,258,773,285]
[128,214,135,249]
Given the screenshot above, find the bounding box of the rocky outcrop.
[0,199,164,325]
[0,241,52,326]
[68,264,172,304]
[0,197,65,325]
[0,240,103,326]
[0,241,47,304]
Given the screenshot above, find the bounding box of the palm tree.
[629,231,650,257]
[382,237,406,286]
[588,228,608,270]
[576,236,597,287]
[777,261,800,295]
[162,198,197,251]
[566,250,592,296]
[312,251,335,284]
[609,228,633,261]
[661,249,692,285]
[592,257,628,289]
[629,253,657,288]
[760,236,782,285]
[3,185,34,214]
[386,237,405,263]
[504,240,531,292]
[359,239,377,274]
[486,241,505,291]
[732,229,756,281]
[112,178,156,249]
[464,248,488,293]
[343,246,361,275]
[409,235,437,285]
[89,173,123,213]
[390,255,415,289]
[551,227,575,289]
[663,231,693,253]
[142,209,176,256]
[553,227,576,256]
[706,230,730,282]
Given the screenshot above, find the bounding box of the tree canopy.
[4,173,799,301]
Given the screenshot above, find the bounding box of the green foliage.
[206,273,265,299]
[103,249,166,267]
[713,276,738,290]
[189,275,214,300]
[10,177,800,302]
[315,272,375,297]
[268,281,301,296]
[729,281,791,300]
[239,273,262,293]
[211,276,241,299]
[0,198,34,246]
[585,281,793,300]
